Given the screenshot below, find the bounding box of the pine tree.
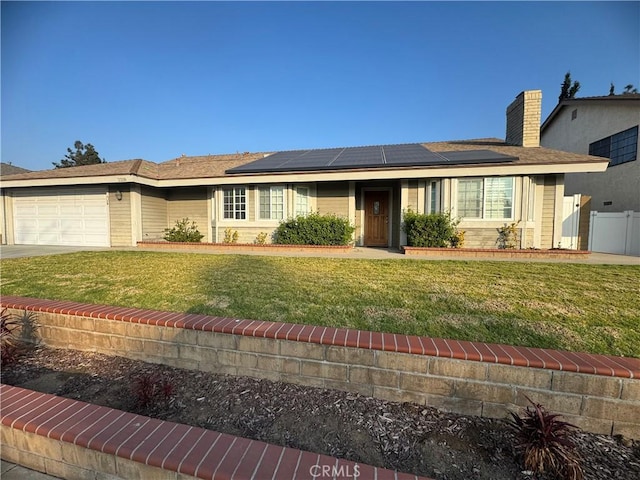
[558,72,580,102]
[53,141,105,168]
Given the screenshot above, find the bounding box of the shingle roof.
[0,163,31,176]
[0,139,606,183]
[0,159,158,181]
[423,138,606,166]
[158,152,269,179]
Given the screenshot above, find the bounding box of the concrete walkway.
[1,244,639,264]
[1,461,60,480]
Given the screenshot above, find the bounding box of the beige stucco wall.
[541,102,640,212]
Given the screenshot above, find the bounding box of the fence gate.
[589,211,640,256]
[561,194,581,249]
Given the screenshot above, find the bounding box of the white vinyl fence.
[589,211,640,256]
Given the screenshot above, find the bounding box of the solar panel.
[226,144,517,174]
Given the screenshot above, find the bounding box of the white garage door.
[13,188,110,246]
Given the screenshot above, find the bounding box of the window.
[457,177,514,219]
[259,186,284,220]
[589,125,638,166]
[295,186,310,216]
[223,187,246,220]
[457,179,483,218]
[429,181,439,214]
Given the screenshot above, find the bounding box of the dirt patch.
[2,347,639,480]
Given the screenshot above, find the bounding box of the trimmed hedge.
[273,213,355,246]
[402,210,461,248]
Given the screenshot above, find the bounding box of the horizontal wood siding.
[108,187,131,247]
[167,188,208,236]
[316,182,349,216]
[541,176,556,249]
[407,180,419,211]
[141,188,167,241]
[224,226,277,244]
[457,227,499,249]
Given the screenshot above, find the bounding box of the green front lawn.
[1,251,638,357]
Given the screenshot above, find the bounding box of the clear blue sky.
[2,1,638,171]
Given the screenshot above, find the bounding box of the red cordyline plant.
[132,374,174,410]
[0,308,20,346]
[508,396,583,480]
[1,308,22,367]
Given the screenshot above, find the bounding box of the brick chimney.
[505,90,542,147]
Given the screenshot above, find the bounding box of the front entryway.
[364,191,389,247]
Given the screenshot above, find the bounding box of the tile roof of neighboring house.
[0,163,31,176]
[0,139,606,183]
[541,93,640,132]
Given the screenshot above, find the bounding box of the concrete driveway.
[0,245,110,259]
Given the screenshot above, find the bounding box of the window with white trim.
[428,180,440,214]
[295,186,310,216]
[259,186,284,220]
[223,187,246,220]
[457,177,514,219]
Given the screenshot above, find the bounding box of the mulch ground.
[1,346,639,480]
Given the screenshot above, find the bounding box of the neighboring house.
[540,94,640,213]
[0,90,608,249]
[0,163,30,176]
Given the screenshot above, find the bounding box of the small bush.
[223,228,239,244]
[402,210,462,248]
[273,212,355,246]
[1,308,39,367]
[254,232,268,245]
[508,396,583,480]
[164,218,204,243]
[497,221,520,249]
[132,373,174,411]
[0,308,20,346]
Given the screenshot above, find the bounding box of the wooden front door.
[364,191,389,246]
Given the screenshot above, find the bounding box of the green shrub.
[273,212,355,246]
[223,228,239,244]
[402,210,462,248]
[164,218,204,243]
[254,232,268,245]
[497,221,520,249]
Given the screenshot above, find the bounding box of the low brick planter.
[402,246,592,259]
[138,241,354,254]
[1,384,425,480]
[2,296,638,442]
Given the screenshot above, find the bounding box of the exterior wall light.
[115,190,123,201]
